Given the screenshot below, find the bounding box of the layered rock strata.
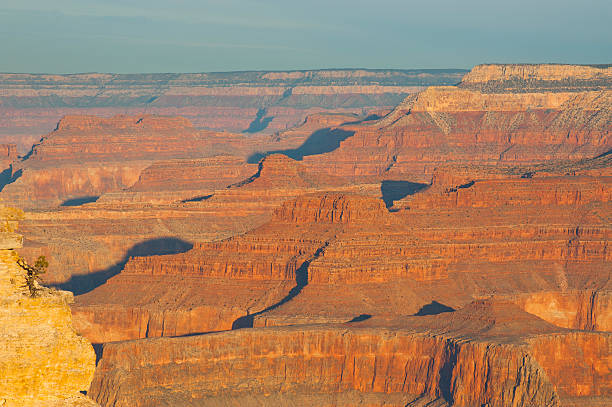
[73,176,611,339]
[88,301,610,407]
[8,63,611,291]
[0,69,466,151]
[0,115,264,208]
[300,87,611,181]
[509,290,612,331]
[459,63,612,92]
[97,155,258,204]
[400,176,611,209]
[281,64,612,183]
[16,154,377,291]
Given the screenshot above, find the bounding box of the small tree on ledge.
[17,255,48,297]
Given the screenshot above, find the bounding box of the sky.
[1,0,610,73]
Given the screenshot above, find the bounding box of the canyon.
[1,64,610,406]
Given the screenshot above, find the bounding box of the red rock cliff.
[88,300,609,407]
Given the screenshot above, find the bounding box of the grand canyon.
[1,63,610,407]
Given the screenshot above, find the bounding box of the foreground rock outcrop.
[0,208,97,406]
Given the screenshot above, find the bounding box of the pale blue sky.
[1,0,610,73]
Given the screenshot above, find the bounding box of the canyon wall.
[510,290,612,331]
[88,327,554,407]
[15,153,377,292]
[88,300,611,407]
[0,143,17,175]
[402,175,611,209]
[6,62,610,288]
[300,88,611,181]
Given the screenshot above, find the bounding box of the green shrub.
[17,255,48,297]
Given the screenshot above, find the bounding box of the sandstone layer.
[0,209,97,406]
[71,191,385,341]
[15,153,378,292]
[98,155,258,204]
[9,61,611,288]
[459,63,612,92]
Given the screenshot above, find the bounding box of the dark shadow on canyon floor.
[61,195,99,206]
[53,237,193,296]
[247,128,355,163]
[381,180,429,208]
[341,113,383,126]
[245,107,274,133]
[181,194,213,203]
[348,314,372,323]
[0,167,21,192]
[444,180,475,193]
[414,301,455,316]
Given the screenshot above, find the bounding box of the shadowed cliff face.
[231,243,328,330]
[244,107,274,133]
[61,196,99,207]
[413,301,455,316]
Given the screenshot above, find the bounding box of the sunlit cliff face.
[0,217,97,406]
